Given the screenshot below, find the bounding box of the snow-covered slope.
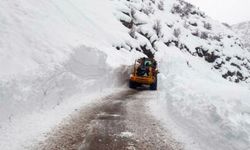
[111,0,250,149]
[1,0,250,149]
[113,0,250,83]
[151,45,250,150]
[108,0,250,149]
[0,0,144,149]
[232,21,250,51]
[0,0,146,121]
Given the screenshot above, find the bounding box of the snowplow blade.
[130,75,155,85]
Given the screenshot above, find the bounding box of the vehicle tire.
[150,77,157,90]
[129,80,137,89]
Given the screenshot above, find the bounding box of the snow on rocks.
[232,21,250,51]
[113,0,250,83]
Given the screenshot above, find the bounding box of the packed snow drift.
[0,0,144,149]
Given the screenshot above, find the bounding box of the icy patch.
[126,144,136,150]
[97,112,121,120]
[119,132,134,138]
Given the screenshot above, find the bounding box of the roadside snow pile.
[0,46,134,150]
[113,0,250,83]
[150,44,250,150]
[232,21,250,51]
[0,46,128,123]
[0,0,144,149]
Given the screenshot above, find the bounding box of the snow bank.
[0,46,128,122]
[0,0,144,149]
[0,45,133,149]
[150,43,250,150]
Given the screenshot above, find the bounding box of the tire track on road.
[38,90,182,150]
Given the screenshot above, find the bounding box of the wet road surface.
[38,90,182,150]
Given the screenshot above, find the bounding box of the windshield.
[144,60,152,66]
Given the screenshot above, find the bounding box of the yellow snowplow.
[129,57,158,90]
